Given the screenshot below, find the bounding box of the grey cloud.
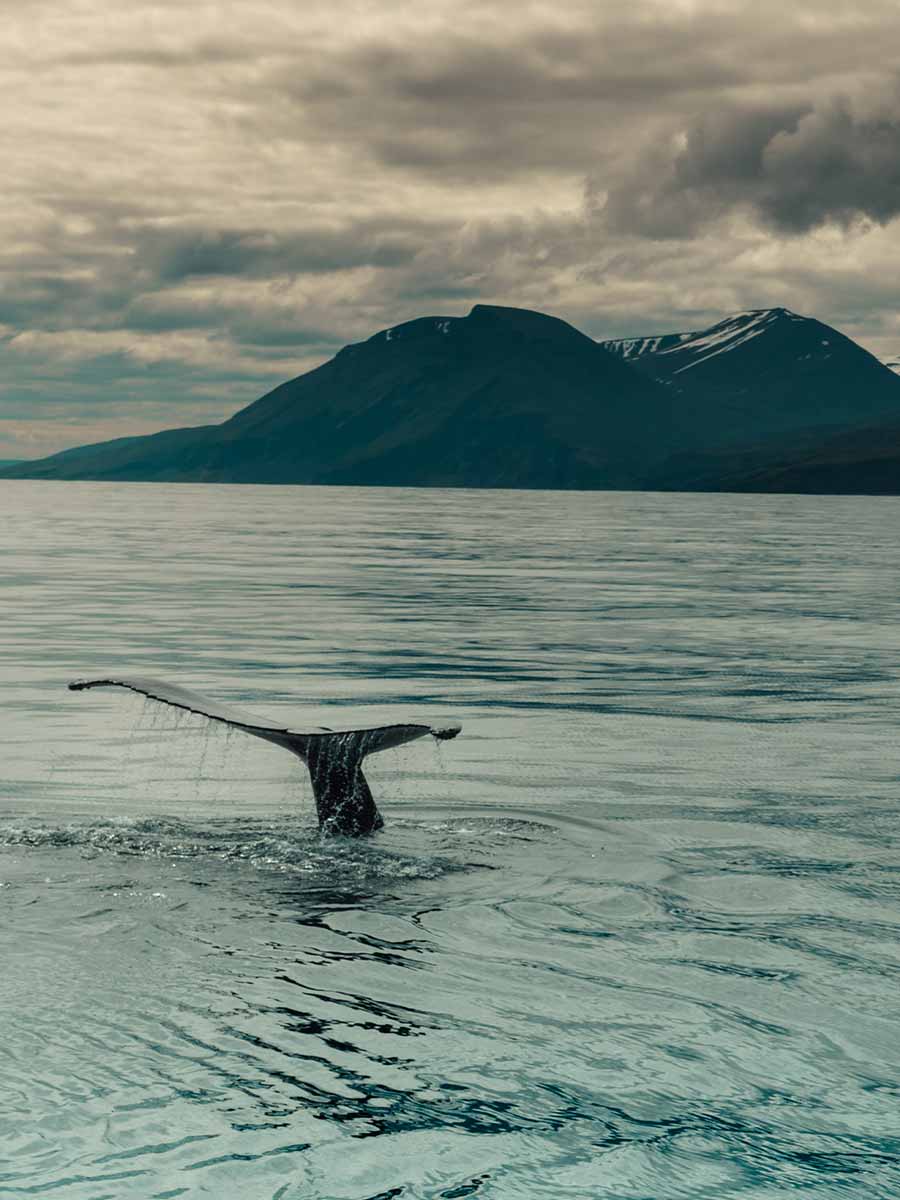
[6,0,900,458]
[261,28,741,178]
[349,31,742,106]
[0,271,133,332]
[604,79,900,236]
[246,6,900,179]
[57,37,264,69]
[126,296,340,351]
[761,92,900,231]
[0,208,452,341]
[141,222,435,282]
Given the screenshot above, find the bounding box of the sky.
[3,0,900,459]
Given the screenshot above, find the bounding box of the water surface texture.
[2,481,899,1198]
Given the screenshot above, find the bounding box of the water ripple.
[2,482,900,1196]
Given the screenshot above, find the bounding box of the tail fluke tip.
[431,722,462,741]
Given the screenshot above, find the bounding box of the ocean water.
[1,479,899,1199]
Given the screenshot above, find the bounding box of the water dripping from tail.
[69,676,462,837]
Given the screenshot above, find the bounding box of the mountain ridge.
[4,303,900,494]
[1,305,686,489]
[602,307,900,449]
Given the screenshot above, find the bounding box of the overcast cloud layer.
[3,0,900,457]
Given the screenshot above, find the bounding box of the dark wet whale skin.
[69,676,461,835]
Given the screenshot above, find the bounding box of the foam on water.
[0,812,544,883]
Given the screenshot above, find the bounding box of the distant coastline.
[3,303,900,497]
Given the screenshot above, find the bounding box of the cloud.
[262,25,741,179]
[3,0,900,457]
[138,220,440,282]
[604,78,900,236]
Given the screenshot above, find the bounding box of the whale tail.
[69,676,461,836]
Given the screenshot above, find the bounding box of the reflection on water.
[1,481,900,1198]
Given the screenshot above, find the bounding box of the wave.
[0,813,551,883]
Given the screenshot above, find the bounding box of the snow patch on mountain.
[665,310,780,374]
[606,332,693,361]
[603,308,806,371]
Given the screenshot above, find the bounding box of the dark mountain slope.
[715,420,900,495]
[6,303,900,494]
[1,305,684,489]
[603,308,900,451]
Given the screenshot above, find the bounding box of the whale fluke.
[69,676,461,836]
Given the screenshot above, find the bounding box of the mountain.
[709,420,900,494]
[0,305,687,490]
[5,303,900,493]
[602,308,900,454]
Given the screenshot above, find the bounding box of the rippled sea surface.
[2,480,899,1199]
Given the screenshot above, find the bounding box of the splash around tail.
[69,676,461,836]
